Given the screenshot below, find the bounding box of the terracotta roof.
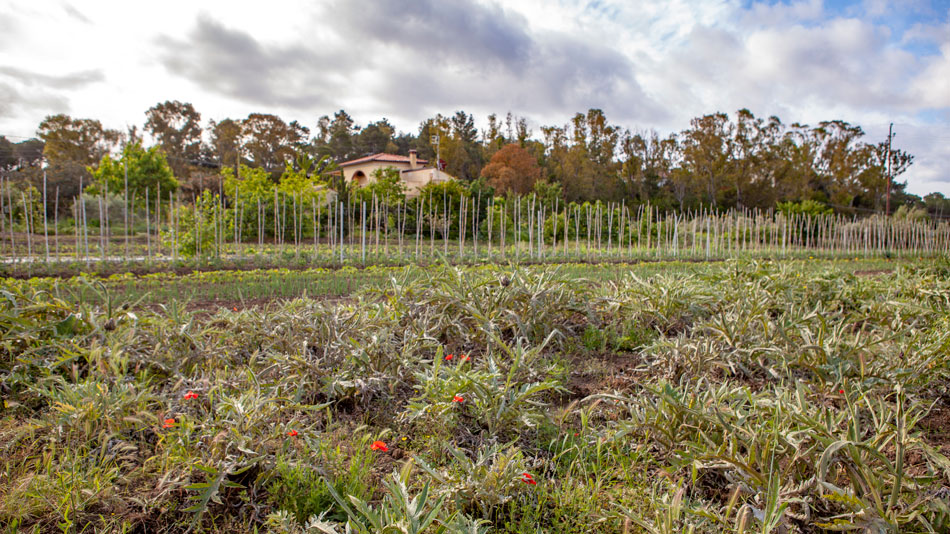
[338,153,429,167]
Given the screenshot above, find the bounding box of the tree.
[210,118,243,170]
[315,110,359,161]
[924,192,950,219]
[811,120,867,209]
[37,114,120,201]
[88,141,178,204]
[480,143,541,195]
[856,141,914,213]
[0,136,16,170]
[681,112,733,208]
[444,111,483,181]
[483,113,506,158]
[144,100,203,179]
[354,119,398,156]
[242,113,298,172]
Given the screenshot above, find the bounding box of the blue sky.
[0,0,948,195]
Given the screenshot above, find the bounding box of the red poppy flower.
[445,354,454,361]
[461,355,470,362]
[370,440,389,452]
[521,473,537,485]
[453,395,464,403]
[183,391,199,400]
[287,429,298,437]
[162,418,176,428]
[574,432,579,437]
[839,389,845,394]
[233,307,238,312]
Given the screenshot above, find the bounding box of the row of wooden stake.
[1,183,948,264]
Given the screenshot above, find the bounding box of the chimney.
[409,149,418,170]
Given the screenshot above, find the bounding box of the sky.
[1,0,948,195]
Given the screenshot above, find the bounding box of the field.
[2,256,950,533]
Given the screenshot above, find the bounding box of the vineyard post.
[442,192,448,258]
[607,202,613,256]
[53,187,59,260]
[595,203,601,258]
[535,202,546,260]
[73,199,79,261]
[123,158,129,259]
[172,192,177,262]
[502,199,508,259]
[458,195,464,259]
[429,191,435,258]
[0,172,4,258]
[574,204,579,258]
[586,203,591,261]
[487,197,493,260]
[564,202,571,259]
[156,182,161,258]
[617,200,623,259]
[501,199,506,259]
[673,214,679,257]
[146,188,151,259]
[474,191,481,259]
[513,196,521,262]
[360,200,366,264]
[98,193,105,261]
[372,193,379,261]
[234,184,240,254]
[42,170,49,263]
[527,195,533,259]
[273,189,278,256]
[292,193,299,260]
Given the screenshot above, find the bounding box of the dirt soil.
[563,350,644,401]
[919,405,950,454]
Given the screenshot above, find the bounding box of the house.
[338,150,454,197]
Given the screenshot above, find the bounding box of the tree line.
[1,101,947,219]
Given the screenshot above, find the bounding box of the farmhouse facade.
[338,150,453,197]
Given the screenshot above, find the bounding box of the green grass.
[4,256,917,309]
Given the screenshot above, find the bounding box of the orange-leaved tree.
[480,143,541,195]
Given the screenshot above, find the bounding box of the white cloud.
[0,0,947,194]
[910,44,950,108]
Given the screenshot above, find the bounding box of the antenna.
[430,134,440,172]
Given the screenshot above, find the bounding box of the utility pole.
[885,122,894,217]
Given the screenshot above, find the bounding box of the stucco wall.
[342,162,411,185]
[402,169,452,198]
[341,163,453,197]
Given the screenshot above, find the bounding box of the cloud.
[155,2,666,128]
[0,82,68,120]
[741,0,824,26]
[0,13,19,50]
[335,0,533,73]
[155,14,342,109]
[323,0,666,124]
[0,67,98,123]
[62,3,91,25]
[910,43,950,108]
[891,121,950,194]
[0,66,104,90]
